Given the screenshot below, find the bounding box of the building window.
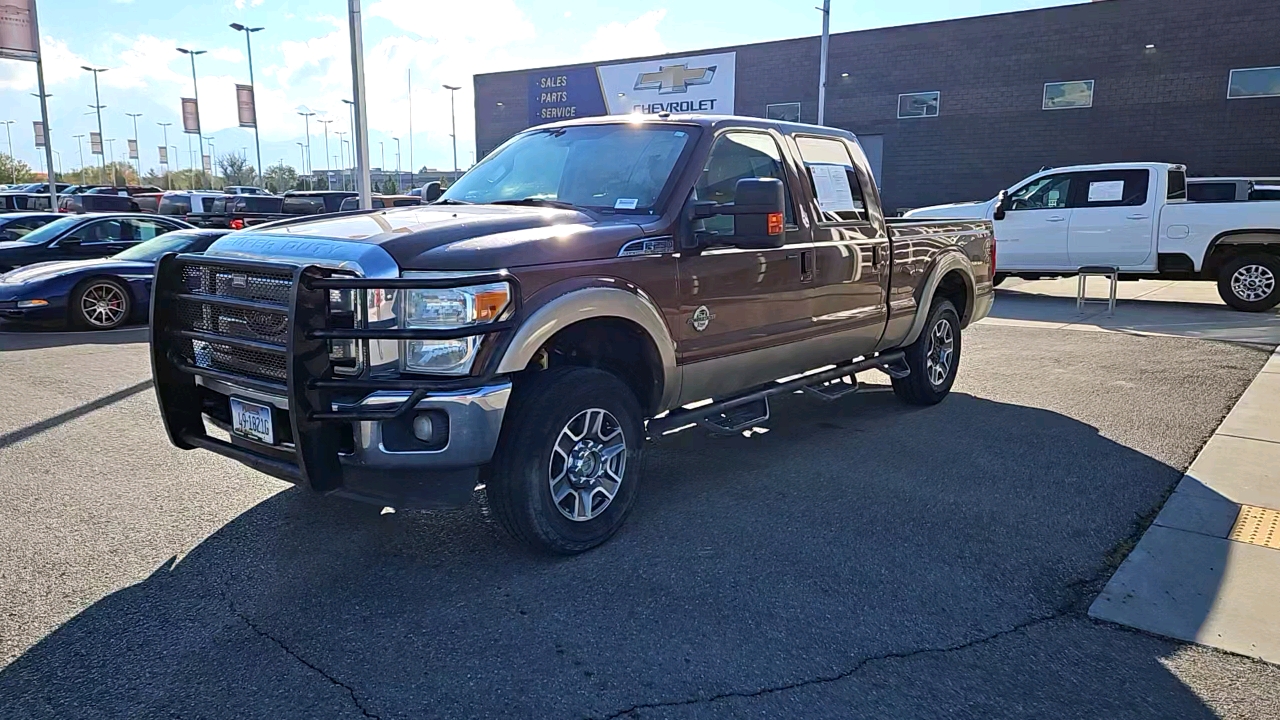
[1043,80,1094,110]
[897,91,939,119]
[1228,66,1280,99]
[765,102,801,122]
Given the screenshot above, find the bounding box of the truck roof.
[1027,161,1186,174]
[528,113,861,144]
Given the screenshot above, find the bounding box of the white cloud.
[208,47,245,64]
[580,10,668,62]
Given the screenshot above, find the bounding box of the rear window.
[135,196,160,212]
[239,196,284,212]
[158,196,191,215]
[1166,170,1186,201]
[1187,183,1237,203]
[210,197,231,214]
[283,197,326,214]
[795,135,868,222]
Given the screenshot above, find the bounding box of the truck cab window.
[1071,170,1150,208]
[695,132,794,235]
[795,135,868,222]
[1008,174,1073,211]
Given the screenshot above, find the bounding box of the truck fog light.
[412,413,434,441]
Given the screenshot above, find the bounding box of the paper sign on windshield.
[1088,180,1125,203]
[809,164,857,213]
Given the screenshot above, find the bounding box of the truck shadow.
[0,391,1234,718]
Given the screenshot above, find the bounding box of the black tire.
[486,366,645,555]
[1216,254,1280,312]
[892,299,961,406]
[71,278,132,330]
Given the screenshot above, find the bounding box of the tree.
[262,162,298,194]
[217,154,257,186]
[0,154,35,185]
[379,177,399,195]
[312,175,329,191]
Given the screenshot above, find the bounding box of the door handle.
[799,249,813,282]
[1126,214,1150,220]
[1046,216,1066,222]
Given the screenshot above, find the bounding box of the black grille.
[173,260,293,385]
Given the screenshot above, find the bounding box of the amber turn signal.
[767,212,784,235]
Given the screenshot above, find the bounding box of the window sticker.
[1087,180,1125,203]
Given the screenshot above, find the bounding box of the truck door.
[1066,169,1156,270]
[998,172,1077,270]
[792,134,889,359]
[675,130,814,399]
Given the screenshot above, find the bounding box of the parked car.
[1187,177,1280,203]
[133,192,165,213]
[150,113,995,554]
[0,213,192,273]
[186,194,286,229]
[905,162,1280,311]
[0,212,60,241]
[84,185,164,196]
[337,194,420,211]
[0,228,228,329]
[6,183,72,195]
[281,190,357,214]
[0,193,54,213]
[223,186,270,195]
[58,193,138,214]
[157,191,226,218]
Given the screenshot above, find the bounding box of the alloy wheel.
[81,283,127,328]
[925,317,955,387]
[549,408,627,522]
[1231,264,1276,303]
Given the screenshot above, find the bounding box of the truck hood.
[206,204,647,270]
[903,200,992,219]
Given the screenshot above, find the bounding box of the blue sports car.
[0,229,230,330]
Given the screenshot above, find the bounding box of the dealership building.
[473,0,1280,212]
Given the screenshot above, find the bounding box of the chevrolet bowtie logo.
[634,64,716,95]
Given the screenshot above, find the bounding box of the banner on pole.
[158,146,168,164]
[90,131,103,155]
[202,155,211,174]
[127,139,138,159]
[181,98,200,134]
[0,0,40,61]
[236,84,256,127]
[32,120,45,147]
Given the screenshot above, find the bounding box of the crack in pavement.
[595,611,1070,720]
[219,589,381,720]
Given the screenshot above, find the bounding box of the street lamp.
[443,84,460,174]
[126,112,142,179]
[229,23,264,183]
[1,120,14,183]
[297,109,315,184]
[393,136,400,191]
[104,138,116,186]
[170,145,181,189]
[318,118,333,185]
[157,122,172,189]
[203,136,216,182]
[341,99,356,177]
[335,130,347,189]
[176,47,207,182]
[71,133,85,180]
[81,66,108,182]
[296,142,307,189]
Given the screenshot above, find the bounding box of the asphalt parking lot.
[2,320,1280,719]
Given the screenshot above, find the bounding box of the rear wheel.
[1217,254,1280,312]
[72,279,131,330]
[892,299,961,406]
[486,366,644,555]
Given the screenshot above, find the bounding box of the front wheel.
[72,278,132,330]
[892,299,961,406]
[486,366,645,555]
[1217,254,1280,312]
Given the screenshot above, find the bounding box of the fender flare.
[901,252,976,347]
[496,283,681,411]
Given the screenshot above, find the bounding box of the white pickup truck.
[905,162,1280,311]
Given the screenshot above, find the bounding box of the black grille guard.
[150,251,521,490]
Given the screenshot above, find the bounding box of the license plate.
[230,397,275,445]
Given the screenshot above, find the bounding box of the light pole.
[297,110,315,187]
[296,142,307,190]
[341,99,356,178]
[54,151,62,176]
[170,145,181,189]
[393,136,400,192]
[126,112,142,179]
[379,141,384,173]
[204,136,216,183]
[1,121,13,183]
[406,69,413,189]
[336,131,348,189]
[157,122,172,189]
[81,66,108,182]
[347,0,372,208]
[104,138,116,186]
[176,47,207,183]
[230,23,264,183]
[72,133,84,180]
[318,118,333,187]
[817,0,830,125]
[443,84,460,173]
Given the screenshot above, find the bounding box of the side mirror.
[423,181,443,203]
[992,190,1009,221]
[692,177,787,249]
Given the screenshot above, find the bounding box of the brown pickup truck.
[150,114,995,554]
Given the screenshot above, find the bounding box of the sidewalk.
[1089,349,1280,663]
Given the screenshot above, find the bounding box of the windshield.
[6,215,80,244]
[112,232,204,262]
[441,124,697,212]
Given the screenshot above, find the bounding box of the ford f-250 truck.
[150,114,995,554]
[905,162,1280,312]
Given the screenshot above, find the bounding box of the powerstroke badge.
[689,305,713,332]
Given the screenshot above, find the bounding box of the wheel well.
[67,275,132,320]
[526,317,664,416]
[1204,234,1280,276]
[934,270,971,325]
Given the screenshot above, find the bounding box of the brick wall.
[474,0,1280,211]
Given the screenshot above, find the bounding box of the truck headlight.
[401,282,511,375]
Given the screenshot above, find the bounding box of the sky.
[0,0,1080,179]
